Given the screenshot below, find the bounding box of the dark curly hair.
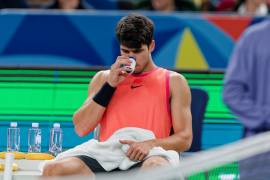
[115,13,154,49]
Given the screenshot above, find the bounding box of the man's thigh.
[75,155,107,173]
[76,155,143,173]
[43,156,93,176]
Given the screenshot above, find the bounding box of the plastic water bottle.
[7,122,20,152]
[28,122,42,153]
[49,123,62,156]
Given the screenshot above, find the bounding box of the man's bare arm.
[73,56,131,137]
[73,71,108,137]
[151,72,193,152]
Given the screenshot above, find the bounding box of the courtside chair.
[188,88,209,152]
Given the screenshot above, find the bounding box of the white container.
[49,123,62,156]
[28,122,42,153]
[7,122,20,152]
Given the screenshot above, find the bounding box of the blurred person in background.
[48,0,90,10]
[117,0,135,10]
[200,0,216,11]
[26,0,52,8]
[151,0,178,11]
[223,19,270,138]
[235,0,269,16]
[137,0,197,12]
[200,0,236,12]
[0,0,28,8]
[215,0,236,11]
[223,20,270,179]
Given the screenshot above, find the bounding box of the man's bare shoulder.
[168,70,191,104]
[88,70,110,94]
[91,70,110,84]
[168,71,188,84]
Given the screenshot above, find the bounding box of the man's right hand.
[107,56,131,87]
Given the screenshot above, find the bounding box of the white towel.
[43,127,179,171]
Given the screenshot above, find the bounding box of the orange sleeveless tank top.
[99,68,172,141]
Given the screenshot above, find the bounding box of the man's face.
[120,41,154,74]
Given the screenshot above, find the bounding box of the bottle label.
[35,134,41,144]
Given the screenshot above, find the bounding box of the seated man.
[42,13,192,177]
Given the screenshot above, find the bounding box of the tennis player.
[42,13,192,177]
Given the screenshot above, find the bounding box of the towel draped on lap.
[43,127,180,171]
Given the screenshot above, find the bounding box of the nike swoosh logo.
[131,85,143,89]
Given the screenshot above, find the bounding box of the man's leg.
[42,157,94,176]
[141,156,170,170]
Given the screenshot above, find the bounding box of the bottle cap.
[32,122,39,128]
[53,123,60,128]
[10,122,17,128]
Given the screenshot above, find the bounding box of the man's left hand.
[119,140,155,161]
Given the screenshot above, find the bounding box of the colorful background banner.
[0,11,263,70]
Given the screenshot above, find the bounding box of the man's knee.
[43,161,62,176]
[42,157,93,176]
[141,156,169,169]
